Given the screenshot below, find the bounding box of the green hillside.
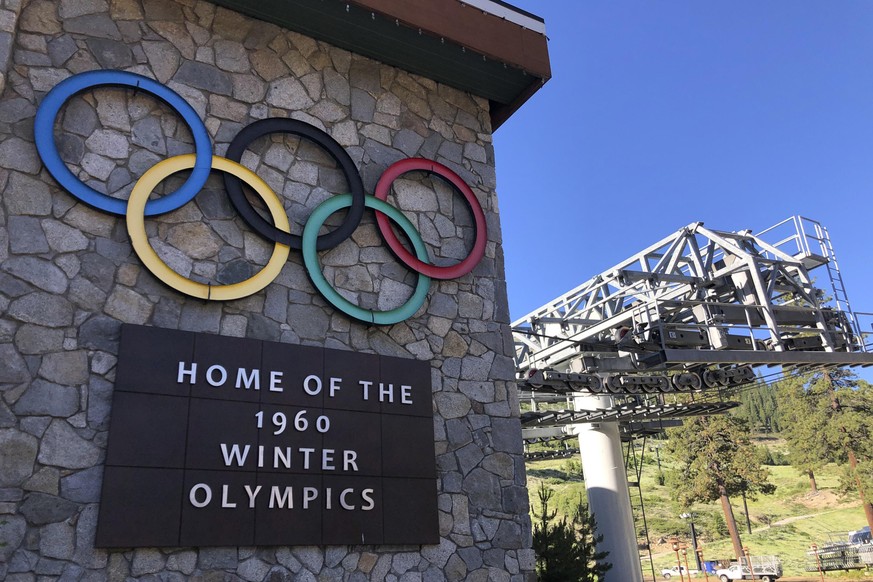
[526,440,872,578]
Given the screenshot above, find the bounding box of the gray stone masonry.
[0,0,534,580]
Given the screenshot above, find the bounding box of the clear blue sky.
[495,1,873,334]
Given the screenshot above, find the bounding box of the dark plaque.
[96,324,438,547]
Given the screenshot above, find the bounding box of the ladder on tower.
[775,217,854,314]
[757,216,865,351]
[809,220,860,344]
[515,217,873,582]
[625,437,656,581]
[514,216,872,381]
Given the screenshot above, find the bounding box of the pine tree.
[733,380,781,432]
[777,371,829,493]
[666,415,775,559]
[778,369,873,526]
[572,496,612,582]
[821,371,873,529]
[532,483,611,582]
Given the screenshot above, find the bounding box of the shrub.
[532,483,611,582]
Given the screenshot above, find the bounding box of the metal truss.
[521,399,739,430]
[508,218,873,582]
[523,417,685,446]
[512,216,872,380]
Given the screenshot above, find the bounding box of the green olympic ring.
[34,70,487,326]
[302,194,433,325]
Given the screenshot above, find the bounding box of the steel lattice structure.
[513,217,873,582]
[514,217,871,381]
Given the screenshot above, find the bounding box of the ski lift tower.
[512,216,873,582]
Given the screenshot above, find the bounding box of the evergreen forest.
[526,369,873,579]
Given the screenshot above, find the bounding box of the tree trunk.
[741,490,752,534]
[864,502,873,532]
[808,469,818,494]
[825,373,873,531]
[848,450,873,531]
[719,482,744,559]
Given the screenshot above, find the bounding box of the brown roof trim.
[489,74,547,131]
[207,0,550,129]
[349,0,550,79]
[348,0,551,128]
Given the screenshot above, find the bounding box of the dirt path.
[645,578,845,582]
[645,579,826,582]
[649,506,852,562]
[769,506,846,527]
[650,507,849,556]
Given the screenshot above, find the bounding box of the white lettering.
[189,483,212,508]
[270,371,284,392]
[343,450,359,472]
[206,365,227,386]
[380,382,394,403]
[189,483,376,511]
[401,384,412,404]
[236,368,260,390]
[303,487,318,509]
[359,380,372,400]
[220,446,361,472]
[303,374,321,395]
[361,488,375,510]
[322,449,334,470]
[329,377,342,397]
[244,485,262,508]
[177,362,197,384]
[300,448,315,470]
[220,443,250,466]
[221,484,236,508]
[340,488,355,510]
[274,447,292,469]
[269,486,293,509]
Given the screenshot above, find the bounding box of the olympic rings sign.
[33,70,487,325]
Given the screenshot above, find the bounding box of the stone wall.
[0,0,534,580]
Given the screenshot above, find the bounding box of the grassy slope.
[526,446,871,577]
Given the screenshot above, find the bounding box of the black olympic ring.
[34,68,488,324]
[223,118,365,251]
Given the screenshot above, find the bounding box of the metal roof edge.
[462,0,547,35]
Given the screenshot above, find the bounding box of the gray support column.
[574,394,643,582]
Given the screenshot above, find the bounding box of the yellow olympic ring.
[126,154,291,301]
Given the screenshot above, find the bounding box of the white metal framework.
[514,216,871,384]
[514,217,873,582]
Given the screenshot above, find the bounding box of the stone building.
[0,0,550,580]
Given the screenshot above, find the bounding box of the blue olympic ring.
[34,69,488,325]
[34,70,212,216]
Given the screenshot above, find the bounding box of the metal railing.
[854,312,873,352]
[756,215,828,260]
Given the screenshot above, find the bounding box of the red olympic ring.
[374,158,487,280]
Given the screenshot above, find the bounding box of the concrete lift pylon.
[512,216,873,582]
